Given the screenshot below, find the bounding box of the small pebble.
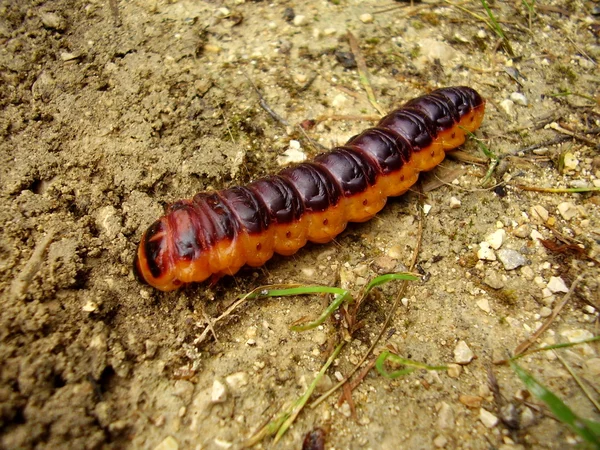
[499,99,515,116]
[477,242,496,261]
[433,435,448,448]
[547,276,569,293]
[476,298,491,313]
[154,436,178,450]
[530,205,549,222]
[359,13,374,23]
[449,197,461,209]
[454,340,474,364]
[423,204,432,215]
[563,152,579,170]
[447,363,461,378]
[513,224,530,238]
[437,402,455,429]
[293,14,307,26]
[459,394,483,408]
[561,329,594,343]
[40,12,67,31]
[557,202,578,220]
[211,379,228,403]
[479,408,499,428]
[520,266,535,281]
[520,407,536,428]
[539,307,552,318]
[584,358,600,376]
[496,248,527,270]
[510,92,528,106]
[483,270,504,290]
[485,229,506,250]
[225,372,249,390]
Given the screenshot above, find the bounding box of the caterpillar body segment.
[134,87,485,291]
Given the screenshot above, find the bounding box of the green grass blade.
[510,360,600,447]
[376,350,448,379]
[363,273,420,294]
[290,291,352,332]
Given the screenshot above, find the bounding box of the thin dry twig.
[554,351,600,413]
[513,275,583,356]
[346,31,386,117]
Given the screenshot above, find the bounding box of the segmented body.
[134,87,485,291]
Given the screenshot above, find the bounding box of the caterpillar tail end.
[133,220,182,292]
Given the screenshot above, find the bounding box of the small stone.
[154,436,179,450]
[173,380,195,405]
[561,329,594,343]
[510,92,528,106]
[60,52,80,61]
[211,379,227,403]
[459,394,483,408]
[277,142,306,165]
[423,204,432,215]
[496,248,527,270]
[520,406,536,427]
[539,307,552,318]
[145,340,158,359]
[225,372,249,390]
[454,341,474,364]
[530,229,544,242]
[513,224,530,238]
[563,152,579,170]
[520,266,535,281]
[477,242,496,261]
[557,202,578,220]
[547,276,569,293]
[433,434,448,448]
[530,205,549,223]
[479,408,499,428]
[447,363,462,378]
[82,300,98,312]
[437,402,455,429]
[339,402,352,417]
[359,13,374,23]
[499,99,515,116]
[486,229,506,250]
[449,197,461,209]
[584,358,600,376]
[214,7,230,18]
[292,14,307,26]
[40,12,67,31]
[476,298,491,313]
[483,270,504,290]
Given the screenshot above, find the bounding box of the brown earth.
[1,1,599,449]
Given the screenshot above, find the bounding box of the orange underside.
[138,103,485,291]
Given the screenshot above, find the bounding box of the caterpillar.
[134,86,485,291]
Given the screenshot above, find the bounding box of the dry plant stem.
[10,231,56,302]
[311,192,425,409]
[513,275,583,356]
[554,351,600,413]
[346,31,386,116]
[548,122,599,147]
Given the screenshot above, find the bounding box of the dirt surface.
[1,0,599,449]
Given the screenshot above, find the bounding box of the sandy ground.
[1,0,599,449]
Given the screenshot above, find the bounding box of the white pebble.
[449,197,461,209]
[154,436,179,450]
[547,276,569,293]
[485,229,506,250]
[447,363,462,378]
[225,372,249,390]
[479,408,499,428]
[563,152,579,170]
[510,92,528,106]
[477,242,496,261]
[476,298,491,313]
[499,99,515,116]
[211,380,228,403]
[293,14,307,26]
[496,248,527,270]
[513,224,530,238]
[557,202,578,220]
[423,204,432,215]
[454,340,474,364]
[539,306,552,317]
[433,434,448,448]
[561,329,594,343]
[359,13,374,23]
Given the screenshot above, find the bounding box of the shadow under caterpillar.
[134,86,485,291]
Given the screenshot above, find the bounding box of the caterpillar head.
[134,219,182,292]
